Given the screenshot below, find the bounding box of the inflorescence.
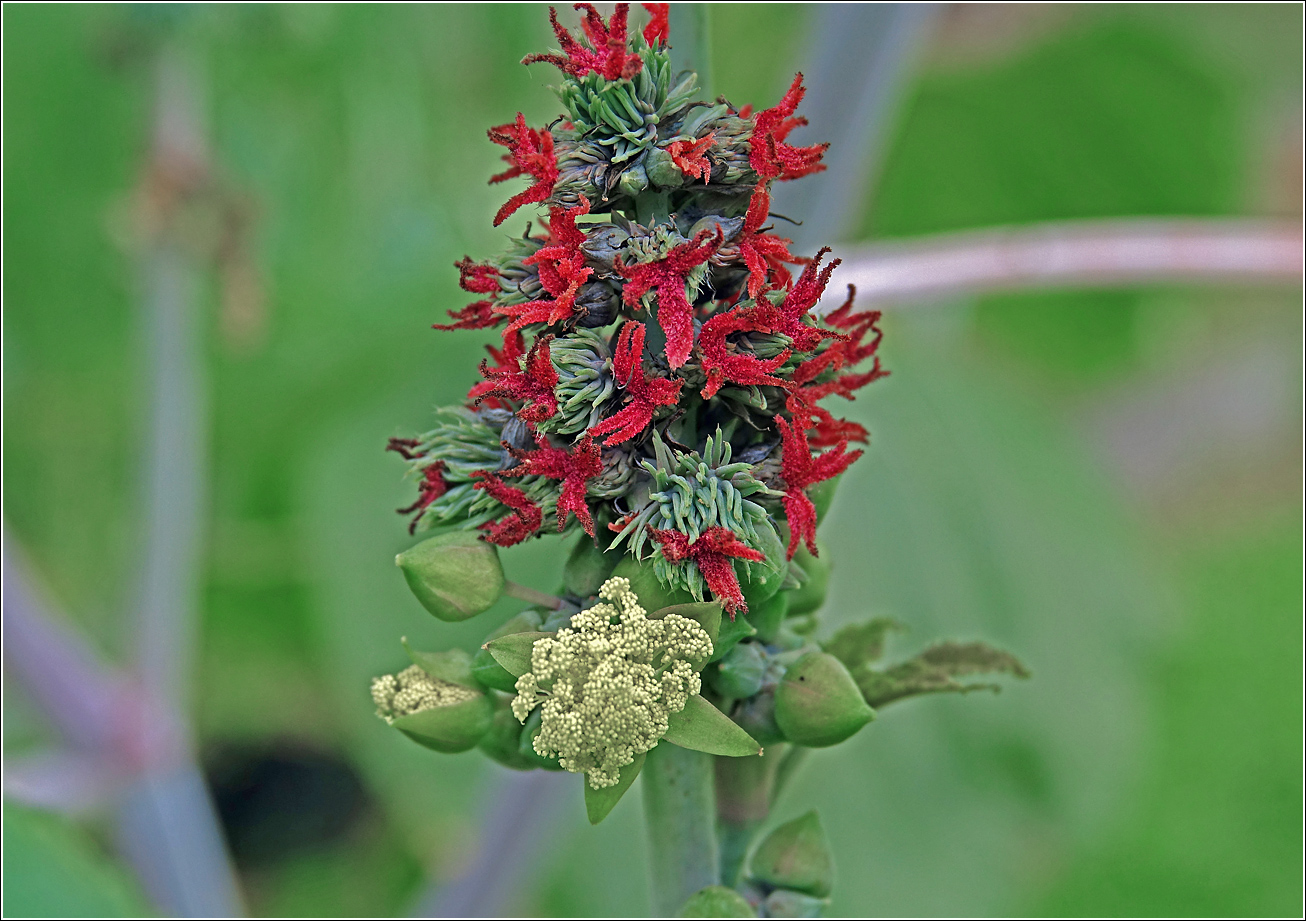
[389,3,887,617]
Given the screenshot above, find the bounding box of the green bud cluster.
[511,576,712,788]
[371,665,479,719]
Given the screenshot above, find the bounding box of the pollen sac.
[396,530,505,622]
[774,652,874,748]
[747,810,835,899]
[371,664,493,754]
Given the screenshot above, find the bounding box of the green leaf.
[710,612,757,663]
[822,618,904,671]
[677,884,756,917]
[2,804,149,917]
[402,640,478,688]
[483,631,553,677]
[663,695,762,757]
[584,751,646,825]
[855,641,1031,709]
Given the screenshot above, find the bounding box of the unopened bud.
[710,641,767,700]
[472,609,546,692]
[478,696,536,770]
[774,652,874,748]
[761,889,828,918]
[676,885,756,917]
[785,543,829,617]
[371,664,493,753]
[616,160,650,197]
[645,146,685,189]
[396,530,504,622]
[748,810,834,898]
[732,686,784,746]
[564,534,618,598]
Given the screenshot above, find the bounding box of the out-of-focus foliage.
[2,3,1300,917]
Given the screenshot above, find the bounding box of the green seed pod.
[761,889,828,918]
[396,531,504,622]
[517,708,565,771]
[372,664,493,754]
[747,591,788,644]
[564,534,619,598]
[478,696,536,770]
[472,609,546,692]
[748,810,834,898]
[645,146,686,189]
[785,543,829,617]
[677,885,756,918]
[710,641,767,700]
[774,652,874,748]
[611,555,694,613]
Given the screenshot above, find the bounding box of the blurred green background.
[3,3,1301,917]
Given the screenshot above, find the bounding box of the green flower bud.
[806,473,843,524]
[710,641,767,700]
[761,890,828,918]
[732,687,785,746]
[785,543,829,617]
[472,609,546,692]
[740,524,787,612]
[478,696,536,770]
[747,591,788,644]
[564,533,619,598]
[396,530,504,622]
[616,159,650,197]
[774,652,874,748]
[371,664,493,753]
[748,810,834,898]
[677,885,756,918]
[645,146,685,189]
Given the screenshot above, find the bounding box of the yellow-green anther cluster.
[372,665,478,721]
[511,576,713,789]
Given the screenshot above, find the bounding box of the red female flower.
[736,185,803,298]
[394,462,450,535]
[616,228,721,368]
[489,114,559,226]
[434,257,505,330]
[642,3,669,46]
[749,74,828,182]
[467,331,526,405]
[493,199,593,335]
[523,4,642,81]
[649,526,767,618]
[474,335,559,423]
[776,415,862,559]
[697,305,791,400]
[474,473,544,546]
[589,321,683,445]
[505,434,602,536]
[665,132,716,181]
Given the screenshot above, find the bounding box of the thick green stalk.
[644,742,720,915]
[715,745,785,885]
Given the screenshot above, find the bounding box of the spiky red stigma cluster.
[395,4,886,613]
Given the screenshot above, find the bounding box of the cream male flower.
[512,576,713,788]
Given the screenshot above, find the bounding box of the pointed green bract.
[710,611,757,663]
[484,631,553,678]
[584,750,646,825]
[396,530,504,621]
[663,694,762,757]
[393,694,494,754]
[677,885,757,917]
[403,641,479,688]
[748,810,834,898]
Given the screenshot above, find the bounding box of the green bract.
[511,576,712,788]
[371,663,492,753]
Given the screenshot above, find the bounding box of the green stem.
[644,742,720,915]
[502,580,563,609]
[715,745,785,886]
